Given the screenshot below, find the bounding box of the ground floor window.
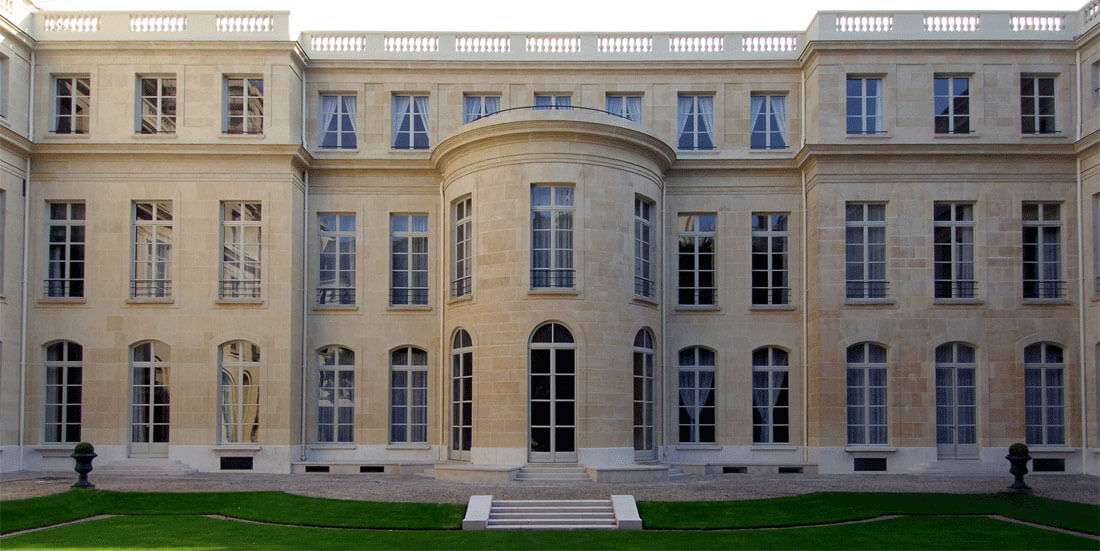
[390,346,428,443]
[677,346,715,444]
[219,340,261,444]
[752,346,789,444]
[317,345,354,443]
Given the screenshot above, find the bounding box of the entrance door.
[450,330,473,460]
[130,341,170,458]
[529,323,576,463]
[935,342,977,459]
[633,329,656,460]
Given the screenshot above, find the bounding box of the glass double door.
[529,347,576,462]
[130,363,170,457]
[936,364,977,459]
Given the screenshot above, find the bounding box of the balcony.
[29,11,289,42]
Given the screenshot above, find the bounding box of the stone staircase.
[487,499,617,530]
[514,463,591,483]
[93,458,196,476]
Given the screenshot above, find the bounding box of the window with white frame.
[934,76,970,134]
[137,76,176,134]
[1094,194,1100,293]
[316,345,354,443]
[318,213,356,305]
[46,202,85,298]
[752,213,790,306]
[750,94,788,149]
[531,185,574,289]
[220,202,262,299]
[677,346,715,444]
[1020,76,1056,135]
[1024,342,1065,446]
[219,340,261,444]
[44,341,82,443]
[390,346,428,444]
[846,342,887,446]
[1022,202,1062,299]
[607,94,642,122]
[130,341,170,446]
[224,77,263,135]
[677,94,715,150]
[390,214,429,305]
[634,196,654,298]
[935,342,978,459]
[752,346,790,444]
[845,203,887,299]
[450,330,473,456]
[319,95,357,149]
[392,95,429,149]
[452,197,472,298]
[131,201,172,298]
[534,94,571,110]
[677,213,716,306]
[0,54,9,118]
[52,76,90,134]
[846,77,884,134]
[0,191,6,294]
[463,95,500,123]
[933,202,976,299]
[633,329,655,455]
[1093,62,1100,108]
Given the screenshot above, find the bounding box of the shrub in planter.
[1006,442,1031,492]
[71,441,97,489]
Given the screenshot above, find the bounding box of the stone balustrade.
[31,11,288,41]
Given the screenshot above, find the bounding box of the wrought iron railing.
[317,287,356,305]
[1023,280,1066,300]
[846,280,889,300]
[451,277,471,298]
[131,280,172,298]
[44,279,84,298]
[468,105,633,124]
[391,288,429,306]
[532,269,575,289]
[219,280,261,299]
[934,280,978,299]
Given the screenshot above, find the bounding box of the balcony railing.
[33,11,288,41]
[846,280,889,300]
[1023,280,1066,300]
[934,280,978,300]
[467,105,633,124]
[531,269,575,289]
[391,288,429,306]
[451,277,471,298]
[317,287,355,306]
[634,277,655,299]
[44,279,83,299]
[219,280,261,299]
[131,280,172,299]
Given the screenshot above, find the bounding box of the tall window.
[319,95,357,149]
[845,203,887,299]
[935,342,977,459]
[317,345,354,443]
[390,346,428,444]
[44,341,82,443]
[846,77,884,134]
[1022,202,1062,299]
[131,201,172,298]
[52,76,90,134]
[0,54,8,118]
[633,329,655,456]
[224,77,263,135]
[534,94,571,109]
[677,94,715,150]
[1093,62,1100,108]
[530,185,574,289]
[46,202,85,298]
[846,342,887,446]
[634,196,654,298]
[677,346,715,444]
[450,330,473,457]
[677,213,716,306]
[933,202,976,299]
[452,197,472,298]
[1020,76,1055,135]
[1094,194,1100,294]
[390,214,429,305]
[220,202,262,299]
[463,95,500,123]
[529,323,576,458]
[752,346,790,444]
[750,94,788,150]
[751,213,790,306]
[391,95,429,149]
[607,94,642,122]
[1024,342,1065,446]
[137,76,176,134]
[934,76,970,134]
[318,213,356,305]
[219,340,261,444]
[130,341,170,448]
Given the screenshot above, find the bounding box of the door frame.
[935,360,978,460]
[448,334,473,461]
[128,342,170,458]
[528,327,577,463]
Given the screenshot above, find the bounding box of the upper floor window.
[750,94,788,150]
[463,95,500,123]
[934,76,970,134]
[933,202,976,299]
[1024,342,1065,446]
[534,94,571,110]
[44,341,82,443]
[137,76,176,134]
[846,77,883,134]
[52,77,90,134]
[452,197,472,298]
[318,213,356,305]
[531,185,574,289]
[131,201,173,299]
[390,214,429,305]
[751,213,790,306]
[392,95,429,149]
[1020,76,1056,135]
[220,202,262,299]
[752,346,790,444]
[845,203,887,299]
[677,213,716,306]
[846,342,887,446]
[46,202,85,298]
[1022,202,1062,299]
[319,95,357,149]
[677,94,714,150]
[634,196,654,298]
[607,94,642,122]
[1093,62,1100,108]
[0,54,8,118]
[224,77,263,135]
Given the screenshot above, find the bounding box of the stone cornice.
[0,124,33,155]
[30,142,310,163]
[795,142,1078,167]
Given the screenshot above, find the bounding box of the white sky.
[36,0,1090,32]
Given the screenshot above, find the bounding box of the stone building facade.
[0,2,1097,478]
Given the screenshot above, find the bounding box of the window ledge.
[447,294,473,306]
[844,446,898,454]
[34,445,76,457]
[676,148,720,155]
[845,298,895,306]
[125,297,174,305]
[308,444,357,450]
[387,305,432,312]
[1020,133,1067,139]
[675,305,720,312]
[386,443,431,450]
[932,133,981,139]
[1027,446,1076,455]
[675,444,722,451]
[528,289,579,297]
[750,445,798,452]
[219,133,265,140]
[212,445,261,455]
[132,133,177,139]
[748,148,792,154]
[933,298,984,305]
[632,295,659,307]
[1022,298,1071,306]
[751,304,796,311]
[314,304,359,312]
[215,298,264,306]
[45,132,91,139]
[389,148,431,155]
[37,297,87,306]
[845,133,891,139]
[315,147,360,153]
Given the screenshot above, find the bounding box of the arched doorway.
[529,322,576,463]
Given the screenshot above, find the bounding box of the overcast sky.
[36,0,1091,32]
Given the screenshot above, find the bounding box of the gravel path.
[3,471,1097,505]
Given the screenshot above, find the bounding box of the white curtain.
[626,96,642,122]
[677,96,692,139]
[772,96,788,146]
[872,81,885,132]
[698,96,714,144]
[607,95,623,117]
[319,95,338,147]
[750,95,766,134]
[391,96,410,146]
[414,96,430,133]
[464,96,480,123]
[341,96,357,133]
[485,96,500,116]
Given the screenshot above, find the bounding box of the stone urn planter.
[71,442,97,489]
[1006,442,1031,492]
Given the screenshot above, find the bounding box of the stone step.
[488,518,616,526]
[495,499,611,505]
[515,473,590,480]
[493,506,613,513]
[490,511,615,518]
[486,523,618,530]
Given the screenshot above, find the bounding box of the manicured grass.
[638,491,1100,534]
[0,490,464,534]
[4,514,1096,550]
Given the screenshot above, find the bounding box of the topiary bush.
[1008,442,1029,457]
[73,442,95,455]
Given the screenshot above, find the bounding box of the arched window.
[219,340,261,444]
[752,346,789,444]
[130,341,170,455]
[390,346,428,444]
[529,322,576,461]
[846,342,887,446]
[677,346,715,444]
[633,329,655,456]
[1024,342,1065,446]
[44,341,82,443]
[935,342,977,459]
[317,345,354,443]
[450,330,473,458]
